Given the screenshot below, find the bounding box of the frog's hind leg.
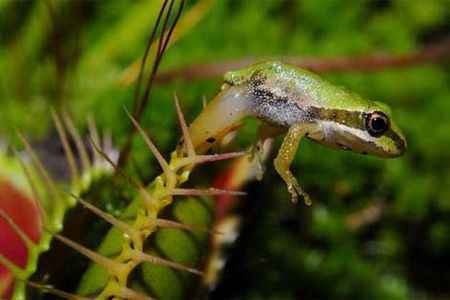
[249,124,285,180]
[273,123,313,205]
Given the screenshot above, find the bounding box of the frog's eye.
[366,111,389,137]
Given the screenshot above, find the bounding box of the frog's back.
[225,61,372,113]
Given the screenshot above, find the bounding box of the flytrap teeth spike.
[173,151,248,170]
[90,134,159,213]
[61,109,91,173]
[16,131,60,201]
[102,129,114,158]
[53,233,124,275]
[174,94,195,159]
[88,135,125,179]
[0,209,34,248]
[190,151,247,164]
[156,218,222,235]
[14,149,49,226]
[26,281,92,300]
[51,109,79,182]
[170,187,247,197]
[69,194,138,239]
[0,253,23,276]
[130,249,203,276]
[88,137,154,208]
[202,95,208,109]
[124,108,176,185]
[88,136,115,168]
[89,137,139,187]
[118,286,156,300]
[87,114,102,166]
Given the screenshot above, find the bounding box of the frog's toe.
[249,143,266,181]
[292,182,312,206]
[286,184,299,204]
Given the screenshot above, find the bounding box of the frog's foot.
[289,179,311,206]
[275,166,311,205]
[248,142,265,181]
[273,149,312,205]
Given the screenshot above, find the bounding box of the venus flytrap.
[0,112,115,299]
[0,112,120,300]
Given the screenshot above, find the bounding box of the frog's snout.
[384,122,407,158]
[386,132,407,158]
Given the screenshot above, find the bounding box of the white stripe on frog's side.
[320,121,373,143]
[308,120,385,154]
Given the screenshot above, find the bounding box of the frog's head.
[310,100,407,158]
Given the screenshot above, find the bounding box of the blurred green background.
[1,0,449,299]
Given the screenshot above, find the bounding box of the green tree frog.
[186,61,407,204]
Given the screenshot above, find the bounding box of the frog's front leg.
[274,123,313,205]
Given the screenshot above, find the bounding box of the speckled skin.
[188,61,407,203]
